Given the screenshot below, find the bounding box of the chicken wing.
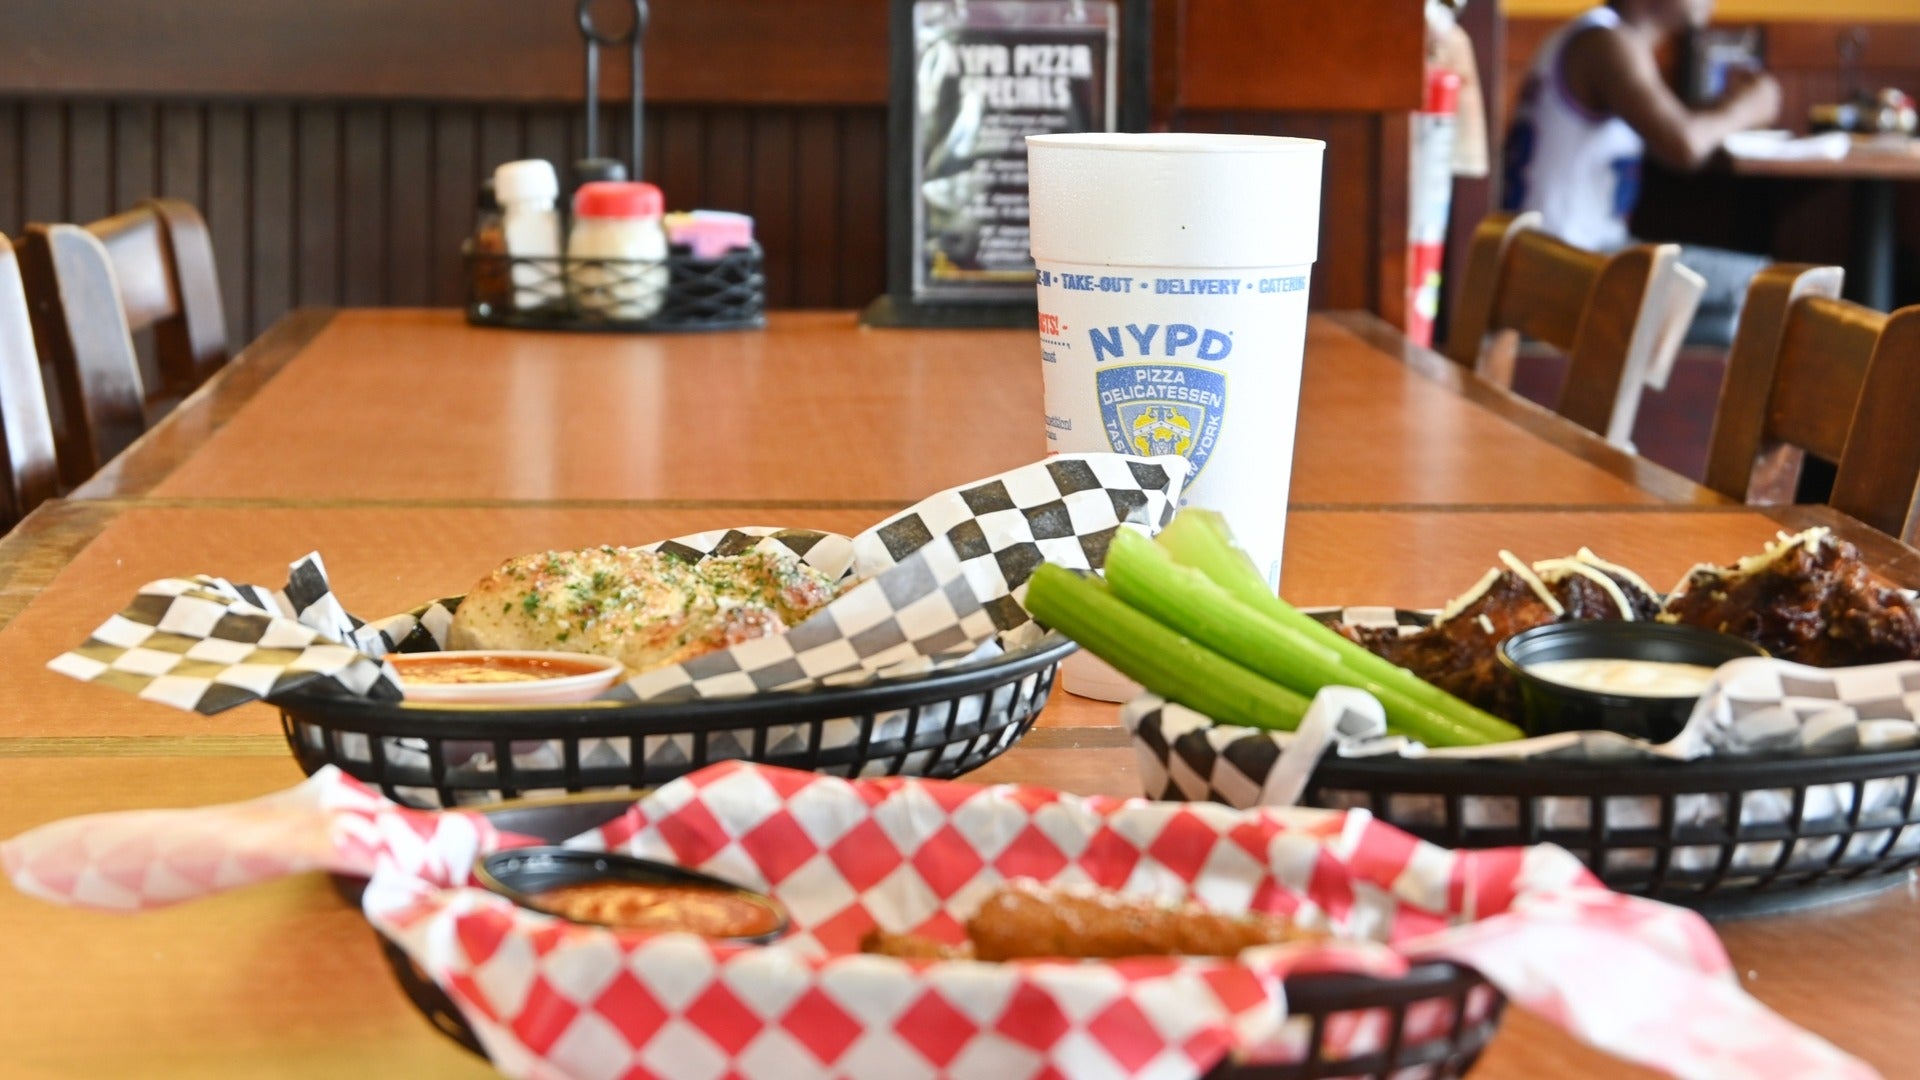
[1340,553,1565,720]
[1661,528,1920,665]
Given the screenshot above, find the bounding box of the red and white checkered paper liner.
[1,763,1877,1080]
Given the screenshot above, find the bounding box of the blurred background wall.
[0,0,1423,346]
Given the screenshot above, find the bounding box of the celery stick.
[1156,510,1522,743]
[1025,564,1308,731]
[1155,510,1284,613]
[1106,529,1497,747]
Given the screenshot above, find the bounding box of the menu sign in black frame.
[866,0,1150,328]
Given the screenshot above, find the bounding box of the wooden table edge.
[0,500,120,629]
[2,497,1868,639]
[1323,310,1733,508]
[68,307,337,500]
[1726,153,1920,181]
[6,498,1913,641]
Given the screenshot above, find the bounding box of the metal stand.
[578,0,649,179]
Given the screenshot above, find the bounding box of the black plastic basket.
[1304,746,1920,918]
[465,245,766,332]
[370,794,1506,1078]
[278,632,1072,808]
[1274,607,1920,917]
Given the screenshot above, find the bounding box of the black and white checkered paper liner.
[50,453,1187,717]
[1123,610,1920,873]
[44,567,399,713]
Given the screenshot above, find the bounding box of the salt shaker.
[568,181,669,321]
[492,159,565,311]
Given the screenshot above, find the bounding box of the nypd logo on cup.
[1089,320,1234,481]
[1095,361,1227,480]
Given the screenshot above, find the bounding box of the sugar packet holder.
[48,453,1188,715]
[0,761,1877,1079]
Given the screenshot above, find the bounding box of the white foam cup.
[1026,132,1324,700]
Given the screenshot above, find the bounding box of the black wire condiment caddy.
[465,0,766,333]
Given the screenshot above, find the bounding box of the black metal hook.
[578,0,650,181]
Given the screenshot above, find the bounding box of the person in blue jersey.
[1503,0,1781,343]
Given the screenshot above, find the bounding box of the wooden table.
[75,310,1694,507]
[2,310,1913,1078]
[1727,134,1920,312]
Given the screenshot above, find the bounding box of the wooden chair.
[1703,263,1920,542]
[19,198,227,488]
[1443,211,1700,448]
[0,233,59,529]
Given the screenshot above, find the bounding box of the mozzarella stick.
[965,879,1314,962]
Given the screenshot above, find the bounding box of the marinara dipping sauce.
[477,847,790,944]
[388,650,625,704]
[391,653,610,684]
[530,880,785,938]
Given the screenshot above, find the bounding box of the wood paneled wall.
[0,0,891,105]
[0,96,1411,345]
[0,100,887,344]
[1159,1,1421,325]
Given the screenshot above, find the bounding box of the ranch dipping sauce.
[1524,657,1719,698]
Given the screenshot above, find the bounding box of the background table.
[2,309,1913,1078]
[1728,134,1920,311]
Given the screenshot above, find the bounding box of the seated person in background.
[1502,0,1781,344]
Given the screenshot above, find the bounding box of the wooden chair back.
[19,223,148,487]
[1443,211,1688,445]
[1705,263,1920,541]
[18,198,227,488]
[0,233,59,528]
[1834,307,1920,541]
[91,198,228,393]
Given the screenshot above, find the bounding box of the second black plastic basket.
[1304,745,1920,918]
[1283,606,1920,916]
[278,631,1073,808]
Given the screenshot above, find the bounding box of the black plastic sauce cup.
[1498,621,1767,743]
